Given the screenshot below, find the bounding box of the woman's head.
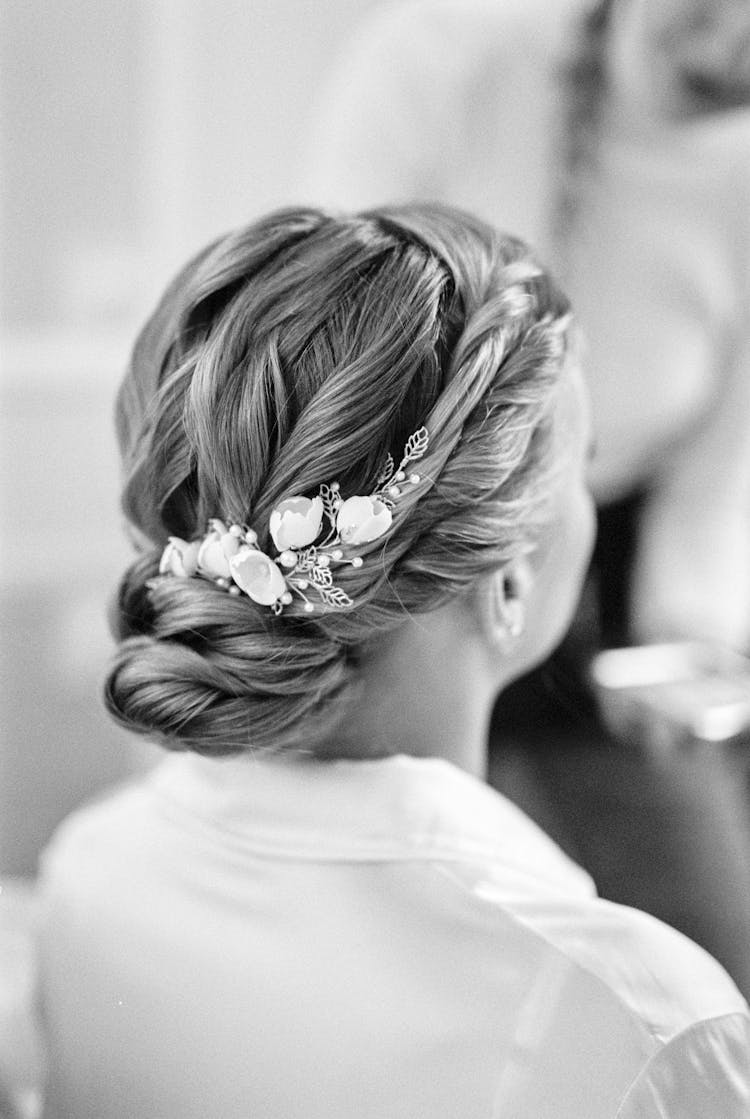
[106,205,592,757]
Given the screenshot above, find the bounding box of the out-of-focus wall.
[1,0,383,874]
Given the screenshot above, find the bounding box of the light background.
[1,0,385,874]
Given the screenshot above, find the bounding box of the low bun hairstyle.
[105,205,573,756]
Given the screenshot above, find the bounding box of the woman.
[37,207,748,1117]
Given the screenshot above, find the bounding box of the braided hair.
[106,205,573,756]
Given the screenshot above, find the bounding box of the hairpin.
[158,427,429,614]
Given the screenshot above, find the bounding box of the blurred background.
[1,0,387,875]
[2,0,750,968]
[3,4,750,1113]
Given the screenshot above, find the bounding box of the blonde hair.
[106,205,573,755]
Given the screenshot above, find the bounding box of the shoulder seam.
[430,862,743,1050]
[614,1011,750,1118]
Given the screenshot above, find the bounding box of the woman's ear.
[483,558,534,650]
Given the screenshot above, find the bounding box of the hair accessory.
[158,427,429,615]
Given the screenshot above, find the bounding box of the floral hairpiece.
[158,427,429,614]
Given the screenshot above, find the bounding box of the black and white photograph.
[2,1,750,1115]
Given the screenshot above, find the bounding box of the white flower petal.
[229,547,287,605]
[336,496,392,545]
[198,534,232,579]
[219,532,241,559]
[269,495,324,550]
[161,537,200,577]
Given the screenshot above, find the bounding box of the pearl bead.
[331,549,343,561]
[317,554,330,568]
[409,474,420,484]
[228,585,241,596]
[351,556,363,568]
[244,529,258,544]
[229,524,244,537]
[304,602,315,613]
[330,482,340,492]
[395,471,406,482]
[280,591,293,606]
[388,485,400,498]
[279,550,296,568]
[297,579,309,590]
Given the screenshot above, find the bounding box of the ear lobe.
[485,559,533,648]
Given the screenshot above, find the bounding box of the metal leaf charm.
[319,585,354,609]
[311,565,333,587]
[374,453,395,490]
[402,427,429,464]
[319,484,341,528]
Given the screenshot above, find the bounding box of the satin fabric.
[38,752,749,1118]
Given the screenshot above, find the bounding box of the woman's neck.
[321,603,496,781]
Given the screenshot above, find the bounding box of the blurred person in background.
[35,204,749,1119]
[302,0,750,991]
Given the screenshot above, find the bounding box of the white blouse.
[38,751,749,1118]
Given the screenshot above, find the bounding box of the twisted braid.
[105,204,573,755]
